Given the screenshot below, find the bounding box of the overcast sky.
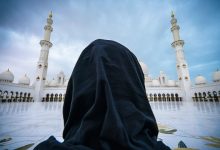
[0,0,220,84]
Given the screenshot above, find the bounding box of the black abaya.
[34,39,170,150]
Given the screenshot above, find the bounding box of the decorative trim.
[171,25,180,32]
[40,40,53,48]
[171,40,184,48]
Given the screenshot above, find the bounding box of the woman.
[34,39,170,150]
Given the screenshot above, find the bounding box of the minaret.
[35,12,53,101]
[170,12,191,100]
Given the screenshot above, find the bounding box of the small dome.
[64,80,69,86]
[0,69,14,83]
[213,70,220,82]
[167,80,176,87]
[139,61,148,75]
[49,78,57,87]
[195,75,206,85]
[151,79,160,87]
[18,74,30,85]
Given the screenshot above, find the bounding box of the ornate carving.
[44,25,53,32]
[47,18,53,25]
[171,25,180,32]
[40,40,53,48]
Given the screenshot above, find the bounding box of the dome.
[49,78,57,87]
[64,80,69,86]
[195,75,206,85]
[0,69,14,83]
[151,79,160,87]
[139,61,148,75]
[213,70,220,82]
[167,80,176,87]
[18,74,30,85]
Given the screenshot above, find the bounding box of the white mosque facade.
[0,12,220,102]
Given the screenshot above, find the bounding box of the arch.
[27,93,31,102]
[54,93,58,102]
[3,91,8,102]
[15,92,19,102]
[194,93,198,101]
[202,92,207,101]
[59,94,62,102]
[158,93,161,101]
[162,93,166,101]
[10,91,14,102]
[171,93,174,101]
[23,92,27,102]
[149,93,153,101]
[167,93,170,101]
[207,91,213,101]
[0,90,2,101]
[50,93,54,102]
[154,93,157,101]
[213,91,218,101]
[46,93,50,102]
[175,93,179,101]
[198,92,202,101]
[19,92,23,102]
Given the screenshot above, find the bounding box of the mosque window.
[38,64,42,68]
[179,77,182,80]
[185,76,188,80]
[177,65,180,68]
[43,77,46,80]
[183,64,186,68]
[36,76,40,80]
[44,65,47,68]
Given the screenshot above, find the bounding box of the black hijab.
[34,39,170,150]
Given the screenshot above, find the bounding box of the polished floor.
[0,101,220,150]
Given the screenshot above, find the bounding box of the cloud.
[0,0,220,84]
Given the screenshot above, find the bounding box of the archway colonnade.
[0,90,33,102]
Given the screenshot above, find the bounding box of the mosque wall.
[191,83,220,101]
[41,87,67,102]
[0,83,34,102]
[146,87,183,101]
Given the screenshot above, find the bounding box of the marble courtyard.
[0,101,220,150]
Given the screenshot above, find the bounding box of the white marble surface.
[0,101,220,150]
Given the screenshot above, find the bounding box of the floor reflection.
[150,101,183,111]
[193,101,220,114]
[0,102,63,115]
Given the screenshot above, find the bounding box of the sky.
[0,0,220,84]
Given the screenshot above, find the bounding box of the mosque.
[0,12,220,102]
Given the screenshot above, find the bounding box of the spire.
[43,11,53,42]
[170,12,191,100]
[49,11,52,18]
[171,11,174,18]
[170,11,182,45]
[35,12,53,101]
